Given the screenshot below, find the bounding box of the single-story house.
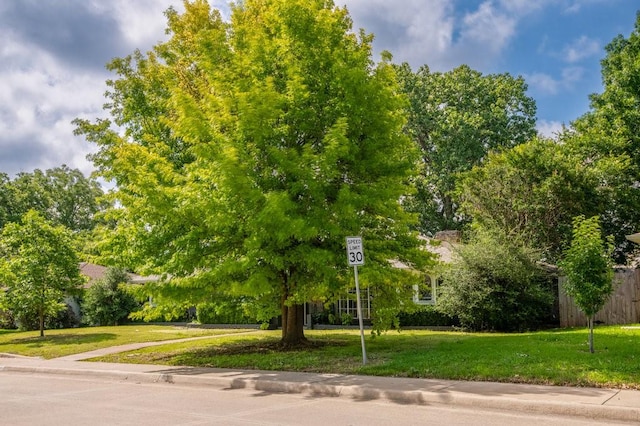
[306,231,458,325]
[66,263,159,319]
[79,262,160,286]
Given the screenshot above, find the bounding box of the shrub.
[437,229,554,332]
[0,309,16,329]
[341,313,353,325]
[398,305,458,327]
[82,267,138,326]
[14,303,80,330]
[310,310,331,325]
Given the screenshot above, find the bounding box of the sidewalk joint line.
[602,389,621,406]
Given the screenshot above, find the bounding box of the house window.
[414,275,436,305]
[337,287,371,320]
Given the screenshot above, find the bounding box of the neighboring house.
[67,263,159,319]
[414,231,457,306]
[315,231,458,325]
[312,230,640,328]
[386,231,457,308]
[79,262,159,286]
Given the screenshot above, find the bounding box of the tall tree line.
[0,165,105,233]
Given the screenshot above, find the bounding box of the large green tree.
[575,12,640,171]
[559,216,614,353]
[0,210,84,337]
[456,136,626,262]
[75,0,428,344]
[1,165,105,232]
[0,173,14,228]
[568,12,640,259]
[395,64,537,234]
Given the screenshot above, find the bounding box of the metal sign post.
[346,236,367,365]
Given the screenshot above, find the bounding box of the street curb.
[2,364,640,423]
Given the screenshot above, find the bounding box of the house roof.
[389,233,456,270]
[426,239,455,264]
[626,233,640,244]
[79,262,159,287]
[79,262,108,282]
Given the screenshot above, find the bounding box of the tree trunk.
[441,193,455,228]
[281,301,306,345]
[588,316,594,353]
[39,309,45,338]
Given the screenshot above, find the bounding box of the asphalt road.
[1,372,634,425]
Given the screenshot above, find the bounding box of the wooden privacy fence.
[558,268,640,328]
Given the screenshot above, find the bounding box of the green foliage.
[0,210,85,336]
[15,304,80,331]
[397,305,458,327]
[437,229,555,332]
[196,299,258,325]
[0,173,13,229]
[559,216,614,353]
[457,137,607,262]
[340,313,353,325]
[0,307,16,329]
[560,216,614,318]
[395,63,537,234]
[75,0,430,343]
[565,14,640,262]
[0,165,105,232]
[82,267,139,326]
[578,12,640,172]
[127,282,192,323]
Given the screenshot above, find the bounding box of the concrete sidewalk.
[1,353,640,423]
[52,331,263,361]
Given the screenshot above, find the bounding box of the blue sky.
[0,0,638,178]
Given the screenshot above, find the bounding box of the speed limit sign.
[346,236,364,266]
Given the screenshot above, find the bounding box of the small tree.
[559,216,614,353]
[0,210,84,336]
[82,267,138,326]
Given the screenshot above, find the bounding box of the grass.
[92,326,640,389]
[0,325,254,359]
[3,324,640,389]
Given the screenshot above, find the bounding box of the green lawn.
[2,325,640,389]
[92,326,640,389]
[0,325,253,359]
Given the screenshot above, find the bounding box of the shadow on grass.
[0,333,118,347]
[195,338,342,355]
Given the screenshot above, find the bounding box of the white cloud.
[563,35,600,63]
[341,0,543,71]
[563,0,613,15]
[560,66,584,84]
[460,2,516,54]
[497,0,548,15]
[341,0,454,68]
[0,0,183,177]
[102,0,182,47]
[526,73,560,95]
[0,60,106,176]
[526,66,584,95]
[537,119,564,138]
